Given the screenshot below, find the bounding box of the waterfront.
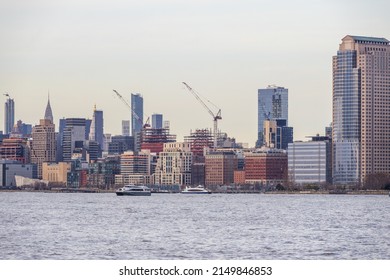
[1,192,389,260]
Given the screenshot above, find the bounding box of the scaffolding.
[184,129,214,157]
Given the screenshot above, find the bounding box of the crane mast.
[182,82,222,148]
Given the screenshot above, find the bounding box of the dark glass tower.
[130,93,143,137]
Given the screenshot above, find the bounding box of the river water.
[0,192,389,260]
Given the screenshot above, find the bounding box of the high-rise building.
[89,106,104,149]
[61,118,88,162]
[30,119,56,179]
[151,114,163,129]
[332,35,390,185]
[4,96,15,135]
[122,120,130,136]
[263,119,293,150]
[257,86,288,147]
[131,93,143,136]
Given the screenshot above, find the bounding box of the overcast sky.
[1,0,390,145]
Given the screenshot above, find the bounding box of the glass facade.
[332,49,361,185]
[333,35,390,185]
[131,93,143,136]
[257,86,288,147]
[151,114,163,129]
[4,98,14,135]
[288,141,331,185]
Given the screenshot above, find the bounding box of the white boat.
[181,185,212,194]
[116,185,151,196]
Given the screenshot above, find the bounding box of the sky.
[1,0,390,146]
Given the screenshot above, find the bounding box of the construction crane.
[182,82,222,148]
[112,89,150,128]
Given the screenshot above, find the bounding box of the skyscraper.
[257,86,288,147]
[30,119,56,179]
[89,106,104,149]
[4,96,15,135]
[61,118,88,162]
[332,35,390,185]
[151,114,163,129]
[130,93,143,136]
[122,120,130,136]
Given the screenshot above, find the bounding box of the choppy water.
[0,192,389,259]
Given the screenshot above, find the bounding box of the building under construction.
[184,129,213,157]
[140,127,176,154]
[0,138,30,164]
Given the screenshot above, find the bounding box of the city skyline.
[1,0,390,145]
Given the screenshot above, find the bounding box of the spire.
[44,92,54,123]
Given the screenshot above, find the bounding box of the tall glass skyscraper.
[332,35,390,185]
[257,86,288,147]
[151,113,163,129]
[4,96,14,134]
[89,106,104,149]
[131,93,143,136]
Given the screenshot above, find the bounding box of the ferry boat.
[116,185,151,196]
[181,185,212,194]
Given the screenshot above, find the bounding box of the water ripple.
[1,193,390,259]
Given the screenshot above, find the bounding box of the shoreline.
[0,189,388,195]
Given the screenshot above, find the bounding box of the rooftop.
[344,35,390,44]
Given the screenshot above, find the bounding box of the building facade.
[122,120,130,136]
[151,114,163,129]
[89,107,104,150]
[108,135,134,155]
[288,139,331,186]
[87,155,120,189]
[115,150,151,185]
[332,35,390,185]
[30,119,56,179]
[0,138,30,163]
[153,142,192,186]
[263,119,293,150]
[0,160,36,188]
[244,148,287,186]
[42,162,71,184]
[257,86,288,147]
[4,96,15,135]
[61,118,89,162]
[205,150,237,186]
[131,93,143,136]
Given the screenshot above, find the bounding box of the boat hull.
[181,191,211,194]
[116,191,151,196]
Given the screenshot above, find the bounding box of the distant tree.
[364,172,390,190]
